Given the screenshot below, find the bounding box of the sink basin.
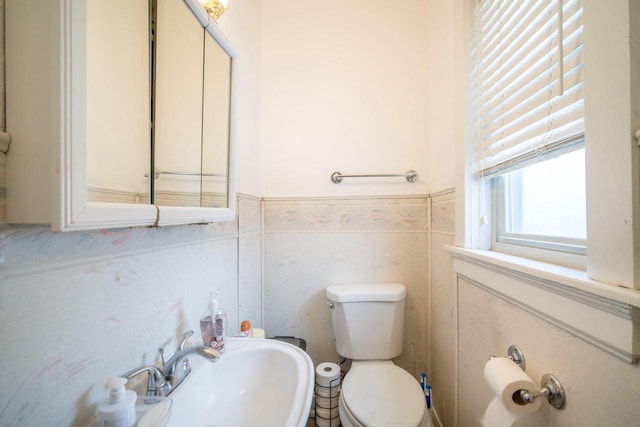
[167,337,314,427]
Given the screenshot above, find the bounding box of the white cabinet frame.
[6,0,237,232]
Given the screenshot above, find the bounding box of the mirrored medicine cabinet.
[6,0,236,231]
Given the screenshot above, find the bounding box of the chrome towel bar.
[331,170,418,184]
[144,170,226,179]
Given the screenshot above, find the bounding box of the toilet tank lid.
[326,283,406,302]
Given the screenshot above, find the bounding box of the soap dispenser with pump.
[98,376,137,427]
[200,290,227,353]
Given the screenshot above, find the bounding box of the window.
[493,146,586,255]
[475,0,585,264]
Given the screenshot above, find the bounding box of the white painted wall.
[220,0,263,196]
[424,0,458,193]
[583,0,640,288]
[260,0,431,197]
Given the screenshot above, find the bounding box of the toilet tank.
[326,283,406,360]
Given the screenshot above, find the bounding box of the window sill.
[446,245,640,364]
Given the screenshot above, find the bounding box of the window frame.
[491,175,587,269]
[489,143,587,268]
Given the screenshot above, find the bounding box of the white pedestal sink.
[166,337,314,427]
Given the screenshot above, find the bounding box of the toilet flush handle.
[327,301,335,309]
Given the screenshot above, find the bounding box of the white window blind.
[476,0,584,177]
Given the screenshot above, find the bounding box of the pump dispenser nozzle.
[106,376,127,403]
[99,377,136,426]
[209,290,219,312]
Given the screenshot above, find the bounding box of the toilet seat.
[340,361,425,427]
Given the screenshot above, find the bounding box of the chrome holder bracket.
[520,373,567,410]
[507,345,526,371]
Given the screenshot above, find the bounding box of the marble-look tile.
[0,236,238,426]
[431,191,455,235]
[264,226,429,378]
[238,196,263,329]
[238,229,262,327]
[238,194,262,233]
[0,220,237,278]
[263,196,429,380]
[264,197,428,233]
[427,190,457,427]
[429,232,456,427]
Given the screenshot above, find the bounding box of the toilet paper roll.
[481,397,522,427]
[315,394,339,409]
[483,357,542,415]
[315,415,340,427]
[316,362,341,388]
[315,405,340,420]
[315,384,340,398]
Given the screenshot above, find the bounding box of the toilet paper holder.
[492,345,566,410]
[519,373,566,410]
[506,345,525,371]
[490,345,526,370]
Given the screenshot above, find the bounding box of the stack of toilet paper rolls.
[315,362,341,427]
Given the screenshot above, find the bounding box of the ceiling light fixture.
[201,0,228,22]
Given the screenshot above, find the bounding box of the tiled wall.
[0,193,263,426]
[428,190,456,427]
[238,194,263,328]
[263,196,430,377]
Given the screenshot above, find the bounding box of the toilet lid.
[342,363,425,427]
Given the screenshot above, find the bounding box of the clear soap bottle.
[200,291,227,353]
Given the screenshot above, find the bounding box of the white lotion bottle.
[98,376,137,427]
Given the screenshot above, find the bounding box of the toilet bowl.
[338,361,429,427]
[326,283,430,427]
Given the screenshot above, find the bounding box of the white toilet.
[326,283,430,427]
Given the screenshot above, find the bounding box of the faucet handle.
[122,365,170,398]
[158,346,166,367]
[157,331,194,368]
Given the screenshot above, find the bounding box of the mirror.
[154,0,207,207]
[154,0,232,208]
[85,0,151,204]
[85,0,232,210]
[201,34,232,208]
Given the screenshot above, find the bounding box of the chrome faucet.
[122,365,171,398]
[163,343,220,386]
[122,330,221,397]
